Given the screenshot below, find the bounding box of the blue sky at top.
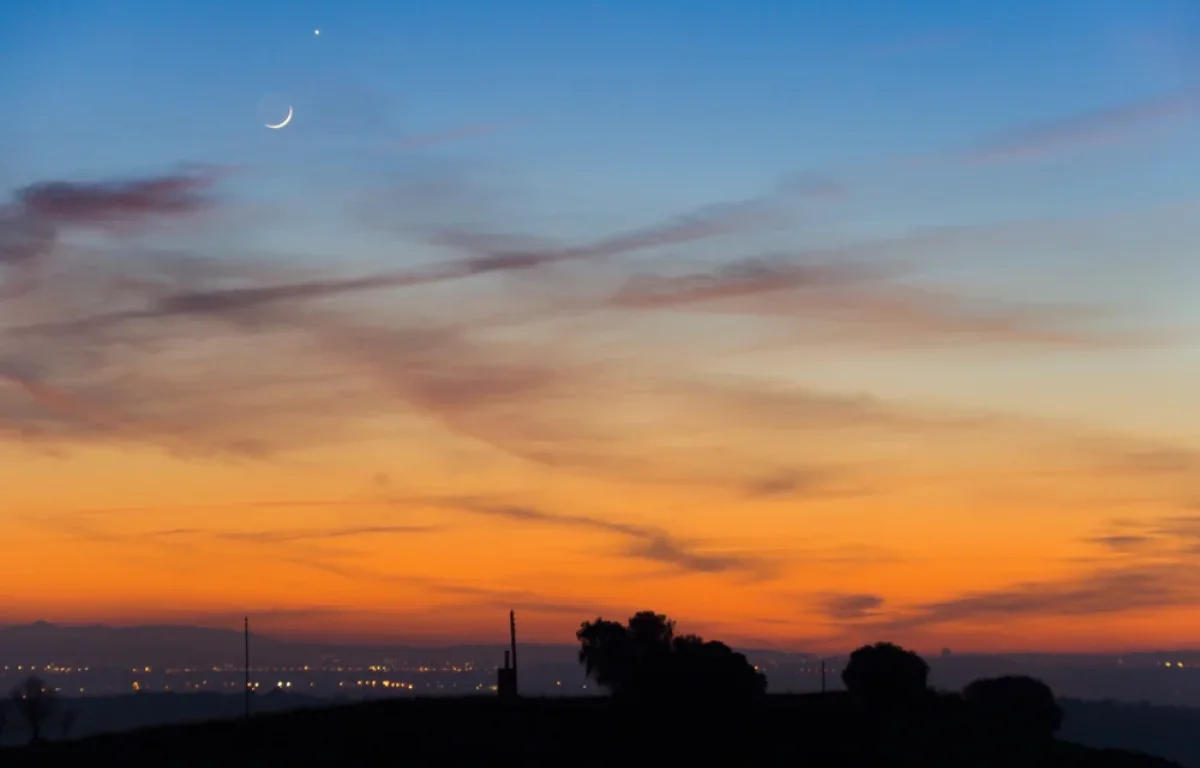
[2,0,1198,275]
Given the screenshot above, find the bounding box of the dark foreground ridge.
[2,694,1183,767]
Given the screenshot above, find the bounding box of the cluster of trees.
[1,675,77,746]
[577,614,1063,742]
[843,642,1063,741]
[577,611,766,704]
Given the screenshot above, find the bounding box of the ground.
[0,693,1185,766]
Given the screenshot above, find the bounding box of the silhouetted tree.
[578,617,637,695]
[963,675,1062,743]
[577,611,765,703]
[10,675,58,744]
[669,635,767,700]
[841,642,929,708]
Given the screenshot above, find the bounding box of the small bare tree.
[10,675,58,744]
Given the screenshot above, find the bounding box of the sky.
[2,0,1200,654]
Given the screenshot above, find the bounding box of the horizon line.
[3,620,1198,657]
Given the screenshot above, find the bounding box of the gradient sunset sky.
[2,0,1199,653]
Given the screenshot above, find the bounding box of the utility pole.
[820,659,826,693]
[244,617,251,721]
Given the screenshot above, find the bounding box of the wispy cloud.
[426,499,779,580]
[609,257,889,309]
[869,564,1200,631]
[964,86,1200,164]
[28,509,609,617]
[1,162,1194,580]
[5,176,789,334]
[604,254,1132,348]
[12,170,222,229]
[277,555,605,617]
[1096,513,1200,554]
[1087,534,1156,553]
[741,467,873,499]
[4,166,994,475]
[34,492,780,584]
[0,167,224,303]
[156,524,444,544]
[820,593,886,621]
[851,515,1200,633]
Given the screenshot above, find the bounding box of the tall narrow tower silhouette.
[244,617,251,721]
[509,609,518,693]
[497,609,519,698]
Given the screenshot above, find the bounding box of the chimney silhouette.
[497,610,519,698]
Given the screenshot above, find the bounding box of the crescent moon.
[265,106,293,130]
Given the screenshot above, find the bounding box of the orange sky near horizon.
[4,342,1200,655]
[3,160,1200,656]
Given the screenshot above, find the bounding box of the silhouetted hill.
[7,691,1194,764]
[1,694,1183,766]
[1061,699,1200,768]
[0,691,328,747]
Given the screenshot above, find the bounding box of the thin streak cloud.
[428,499,780,580]
[964,86,1200,164]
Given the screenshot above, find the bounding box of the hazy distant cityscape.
[2,621,1199,765]
[2,622,1197,706]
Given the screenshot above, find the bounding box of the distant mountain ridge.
[0,621,813,668]
[0,621,568,667]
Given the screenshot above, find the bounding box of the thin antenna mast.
[509,610,518,695]
[244,617,251,721]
